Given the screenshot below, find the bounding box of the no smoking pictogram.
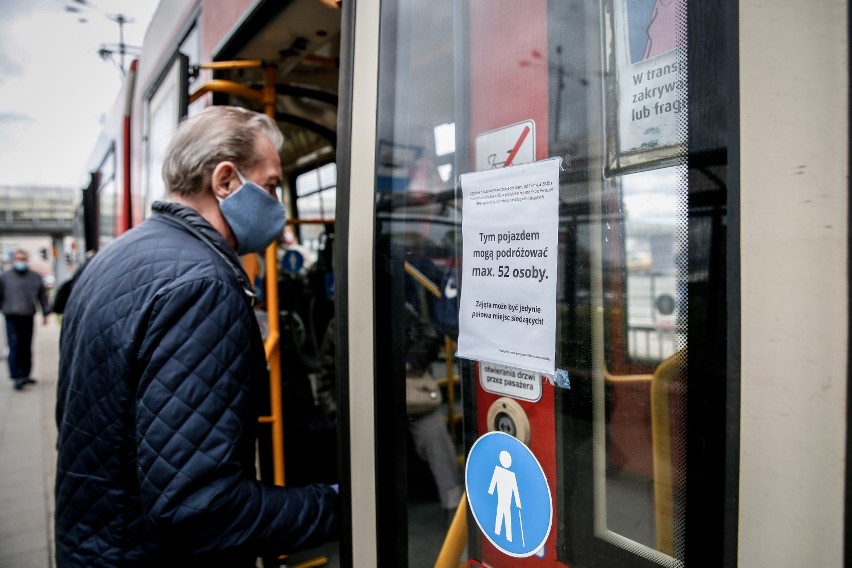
[475,120,536,172]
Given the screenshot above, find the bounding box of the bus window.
[294,162,337,259]
[600,165,688,557]
[142,53,188,218]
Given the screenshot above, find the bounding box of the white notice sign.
[479,363,542,402]
[457,158,560,375]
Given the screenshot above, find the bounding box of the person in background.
[50,250,96,319]
[0,249,49,390]
[401,301,463,516]
[55,106,338,568]
[316,304,462,519]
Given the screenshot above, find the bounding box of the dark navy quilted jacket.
[55,202,337,567]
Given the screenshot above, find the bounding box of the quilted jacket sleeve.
[135,276,337,555]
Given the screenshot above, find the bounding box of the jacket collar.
[151,201,256,303]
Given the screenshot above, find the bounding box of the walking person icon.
[488,450,523,544]
[466,431,553,558]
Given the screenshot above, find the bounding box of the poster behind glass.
[603,0,686,174]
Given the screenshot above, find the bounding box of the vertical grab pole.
[262,63,286,487]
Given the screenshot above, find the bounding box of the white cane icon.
[517,501,525,546]
[488,450,523,543]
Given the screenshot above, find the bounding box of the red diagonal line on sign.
[503,125,531,167]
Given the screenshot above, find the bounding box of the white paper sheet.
[457,158,560,375]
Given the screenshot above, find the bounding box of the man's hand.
[42,315,49,326]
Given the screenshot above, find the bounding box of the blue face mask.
[12,262,27,272]
[219,171,286,255]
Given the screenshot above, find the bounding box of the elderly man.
[0,249,49,390]
[55,106,337,567]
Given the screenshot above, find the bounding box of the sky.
[0,0,159,189]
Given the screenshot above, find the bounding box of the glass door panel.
[373,1,463,566]
[372,0,728,566]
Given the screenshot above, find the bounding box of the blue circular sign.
[281,249,305,274]
[465,431,552,557]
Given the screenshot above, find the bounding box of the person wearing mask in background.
[55,106,338,568]
[0,249,49,391]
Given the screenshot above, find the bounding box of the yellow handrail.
[197,60,264,71]
[260,63,286,488]
[288,218,335,226]
[650,349,684,555]
[604,349,684,556]
[189,80,264,105]
[435,491,467,568]
[443,335,460,444]
[604,369,654,383]
[404,260,441,298]
[292,558,330,568]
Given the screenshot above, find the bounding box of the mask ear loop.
[214,167,246,204]
[217,168,248,204]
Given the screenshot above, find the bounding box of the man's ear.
[210,162,240,200]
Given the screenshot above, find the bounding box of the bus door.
[183,3,343,566]
[365,0,731,566]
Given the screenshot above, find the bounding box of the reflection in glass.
[621,168,684,362]
[599,165,687,565]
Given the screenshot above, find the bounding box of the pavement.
[0,317,59,568]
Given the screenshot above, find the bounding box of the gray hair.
[162,106,284,197]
